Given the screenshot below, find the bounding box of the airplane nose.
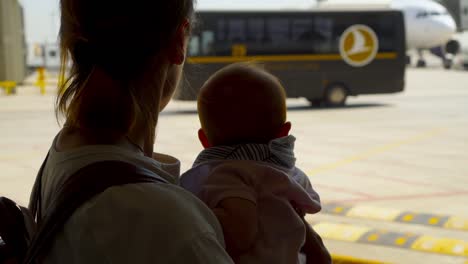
[440,17,456,34]
[432,17,457,41]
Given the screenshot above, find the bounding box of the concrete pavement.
[1,68,467,263]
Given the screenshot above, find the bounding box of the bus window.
[315,17,334,41]
[247,18,265,43]
[188,35,200,56]
[266,18,290,44]
[292,18,314,41]
[201,31,215,55]
[377,16,397,52]
[313,17,334,54]
[217,19,226,41]
[228,19,246,42]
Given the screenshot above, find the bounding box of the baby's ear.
[276,122,292,138]
[198,129,212,149]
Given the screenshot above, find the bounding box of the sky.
[19,0,319,43]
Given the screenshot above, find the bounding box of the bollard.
[0,81,17,95]
[35,67,46,95]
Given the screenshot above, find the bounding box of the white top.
[180,136,321,264]
[39,135,233,264]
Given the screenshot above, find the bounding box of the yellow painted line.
[323,203,468,232]
[307,128,445,176]
[307,220,468,257]
[346,205,403,221]
[313,222,371,242]
[411,236,468,256]
[332,254,387,264]
[445,217,468,231]
[187,52,397,64]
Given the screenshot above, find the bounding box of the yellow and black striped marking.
[322,203,468,232]
[310,221,468,257]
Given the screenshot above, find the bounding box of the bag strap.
[28,153,50,224]
[23,160,166,264]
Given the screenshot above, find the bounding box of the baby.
[180,63,331,264]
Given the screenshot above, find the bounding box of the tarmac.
[1,66,467,263]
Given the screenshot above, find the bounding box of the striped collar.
[193,135,297,169]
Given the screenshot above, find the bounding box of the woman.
[32,0,233,263]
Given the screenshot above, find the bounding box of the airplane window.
[430,12,440,16]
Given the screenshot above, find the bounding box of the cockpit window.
[416,11,428,18]
[416,11,447,18]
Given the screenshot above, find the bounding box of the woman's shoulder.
[76,182,224,239]
[52,182,228,263]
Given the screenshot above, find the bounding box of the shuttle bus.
[175,10,406,106]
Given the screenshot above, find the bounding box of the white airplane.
[319,0,460,69]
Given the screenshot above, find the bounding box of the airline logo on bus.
[339,25,379,67]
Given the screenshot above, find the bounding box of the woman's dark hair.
[57,0,195,139]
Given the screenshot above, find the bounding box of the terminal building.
[0,0,26,83]
[27,42,61,72]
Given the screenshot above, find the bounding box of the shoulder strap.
[29,153,50,224]
[23,160,166,264]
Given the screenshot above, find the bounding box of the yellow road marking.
[368,234,380,242]
[429,217,441,225]
[347,205,403,221]
[313,222,371,242]
[402,214,415,222]
[445,217,468,230]
[412,236,468,256]
[307,128,445,176]
[395,237,407,246]
[307,219,468,257]
[332,254,387,264]
[334,207,345,213]
[323,203,468,232]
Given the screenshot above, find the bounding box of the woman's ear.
[198,129,212,149]
[276,122,292,138]
[168,19,190,65]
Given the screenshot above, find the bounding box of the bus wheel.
[325,84,348,107]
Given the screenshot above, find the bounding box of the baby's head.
[197,63,291,148]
